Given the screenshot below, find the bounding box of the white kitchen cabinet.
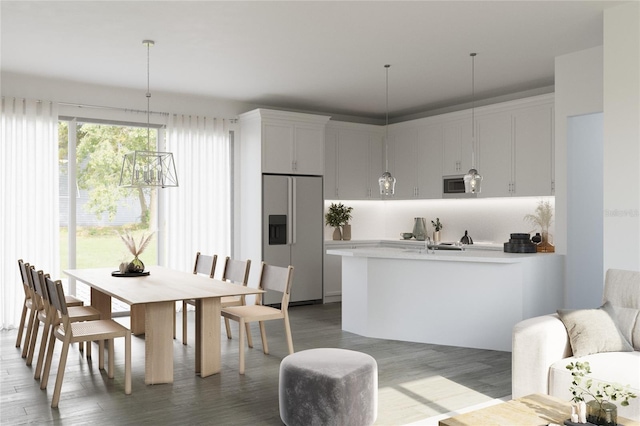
[476,96,554,197]
[442,115,473,176]
[512,102,554,196]
[389,122,443,199]
[249,109,329,175]
[476,111,513,197]
[325,121,383,200]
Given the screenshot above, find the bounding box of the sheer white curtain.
[1,97,60,330]
[163,114,231,274]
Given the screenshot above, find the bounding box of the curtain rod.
[58,101,238,123]
[58,101,169,117]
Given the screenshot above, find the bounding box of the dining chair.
[16,260,35,353]
[181,252,217,344]
[16,260,84,357]
[40,276,132,408]
[219,257,251,339]
[221,262,294,374]
[29,268,101,382]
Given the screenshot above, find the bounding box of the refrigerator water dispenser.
[268,215,287,245]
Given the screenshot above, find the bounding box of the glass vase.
[128,256,145,273]
[586,400,617,426]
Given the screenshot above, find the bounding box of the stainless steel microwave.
[442,175,477,198]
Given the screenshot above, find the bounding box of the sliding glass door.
[59,119,158,313]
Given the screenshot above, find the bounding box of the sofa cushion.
[608,304,640,351]
[557,302,633,357]
[549,352,640,421]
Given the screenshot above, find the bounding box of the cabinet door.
[294,125,324,175]
[477,112,513,197]
[324,126,338,198]
[443,119,473,175]
[337,129,374,199]
[416,123,443,198]
[368,133,383,199]
[263,122,294,173]
[389,126,418,199]
[513,105,554,196]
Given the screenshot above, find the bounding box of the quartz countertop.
[326,245,556,264]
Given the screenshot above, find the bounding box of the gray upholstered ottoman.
[279,348,378,426]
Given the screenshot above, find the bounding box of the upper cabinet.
[240,109,330,176]
[477,96,555,197]
[388,122,442,199]
[442,116,474,176]
[325,122,383,200]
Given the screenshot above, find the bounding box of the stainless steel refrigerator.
[262,174,323,305]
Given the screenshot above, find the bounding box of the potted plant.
[567,361,637,426]
[524,200,554,252]
[325,203,353,240]
[431,218,443,242]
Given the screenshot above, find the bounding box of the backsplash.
[324,197,555,245]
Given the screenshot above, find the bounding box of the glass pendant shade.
[464,168,482,193]
[120,150,178,188]
[379,170,396,196]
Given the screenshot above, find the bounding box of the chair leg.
[40,329,57,390]
[34,314,52,380]
[125,332,131,395]
[25,317,41,366]
[259,321,269,354]
[182,301,188,345]
[21,309,37,358]
[99,340,106,371]
[246,323,254,348]
[15,303,28,347]
[51,337,72,408]
[107,340,114,378]
[238,319,246,375]
[284,316,294,355]
[86,340,92,359]
[224,318,232,339]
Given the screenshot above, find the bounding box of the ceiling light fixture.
[379,64,396,196]
[464,52,482,194]
[120,40,178,188]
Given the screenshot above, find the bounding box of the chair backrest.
[45,275,68,318]
[193,252,217,278]
[221,257,251,286]
[18,259,31,295]
[29,268,49,310]
[256,262,294,307]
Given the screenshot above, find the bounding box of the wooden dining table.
[64,266,263,385]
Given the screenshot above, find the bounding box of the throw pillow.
[606,303,640,350]
[557,302,634,357]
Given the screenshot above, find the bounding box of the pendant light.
[464,52,482,193]
[120,40,178,188]
[379,64,396,196]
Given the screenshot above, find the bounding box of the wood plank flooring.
[1,303,511,425]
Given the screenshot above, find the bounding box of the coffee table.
[439,393,639,426]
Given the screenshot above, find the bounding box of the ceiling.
[1,1,621,120]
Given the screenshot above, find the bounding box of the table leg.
[144,301,174,384]
[90,288,112,319]
[130,305,146,335]
[195,298,221,377]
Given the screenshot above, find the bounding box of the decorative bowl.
[401,232,413,240]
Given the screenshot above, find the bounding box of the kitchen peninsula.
[327,244,564,351]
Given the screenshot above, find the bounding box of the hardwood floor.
[1,303,511,425]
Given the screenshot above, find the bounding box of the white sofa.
[512,269,640,421]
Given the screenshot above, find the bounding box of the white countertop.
[326,245,555,264]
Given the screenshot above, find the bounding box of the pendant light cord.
[144,40,154,152]
[385,64,390,171]
[470,52,476,168]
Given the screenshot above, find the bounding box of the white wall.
[603,2,640,272]
[325,197,555,245]
[567,113,603,308]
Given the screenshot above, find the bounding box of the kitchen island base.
[333,249,564,351]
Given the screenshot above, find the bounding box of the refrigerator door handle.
[291,177,297,245]
[288,176,294,245]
